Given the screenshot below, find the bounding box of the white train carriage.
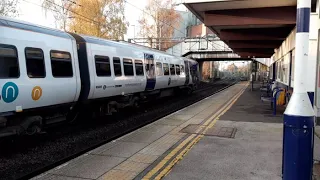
[69,33,199,115]
[0,16,200,137]
[0,17,81,136]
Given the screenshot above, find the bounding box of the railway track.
[0,79,238,180]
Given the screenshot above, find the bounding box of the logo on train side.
[32,86,42,101]
[1,82,19,103]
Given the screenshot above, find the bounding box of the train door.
[144,53,156,91]
[184,60,190,85]
[154,56,167,90]
[189,61,199,84]
[90,48,116,98]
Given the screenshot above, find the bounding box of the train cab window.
[95,55,111,76]
[156,62,163,76]
[0,45,19,78]
[123,58,134,76]
[170,64,175,75]
[163,63,169,75]
[175,64,180,75]
[25,48,45,78]
[50,50,73,77]
[113,57,122,76]
[135,60,144,76]
[181,65,185,74]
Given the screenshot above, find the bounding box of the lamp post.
[282,0,315,179]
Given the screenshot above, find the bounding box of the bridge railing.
[165,36,233,57]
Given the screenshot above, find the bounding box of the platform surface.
[32,82,247,180]
[32,82,320,180]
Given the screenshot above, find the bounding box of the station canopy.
[183,0,317,58]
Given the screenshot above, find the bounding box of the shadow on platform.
[220,81,284,123]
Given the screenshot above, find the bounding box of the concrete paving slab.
[166,114,194,121]
[98,170,137,180]
[114,160,150,172]
[127,153,159,164]
[138,124,176,133]
[51,154,125,179]
[139,134,184,156]
[119,131,166,143]
[88,140,119,155]
[152,118,186,126]
[164,121,282,180]
[32,174,88,180]
[95,141,148,158]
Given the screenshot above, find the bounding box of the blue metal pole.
[282,0,315,179]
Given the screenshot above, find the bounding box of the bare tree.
[0,0,19,17]
[138,0,181,50]
[42,0,74,31]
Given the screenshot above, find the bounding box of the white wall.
[271,12,319,89]
[271,11,320,115]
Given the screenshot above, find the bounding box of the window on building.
[95,55,111,77]
[170,64,175,75]
[175,64,180,75]
[135,60,144,76]
[25,48,45,78]
[123,58,134,76]
[156,62,163,76]
[113,57,122,76]
[163,63,169,75]
[51,50,73,77]
[0,44,19,78]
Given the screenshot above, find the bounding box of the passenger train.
[0,17,200,137]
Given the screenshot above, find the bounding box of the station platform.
[32,81,320,180]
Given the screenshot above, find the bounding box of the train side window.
[50,50,73,77]
[170,64,175,75]
[25,48,45,78]
[181,65,185,74]
[156,62,163,76]
[135,60,144,76]
[123,58,134,76]
[163,63,169,75]
[175,64,180,75]
[113,57,122,76]
[95,55,111,77]
[0,44,19,78]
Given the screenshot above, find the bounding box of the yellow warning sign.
[32,86,42,101]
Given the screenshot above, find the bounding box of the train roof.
[0,16,197,63]
[79,34,191,60]
[0,16,72,39]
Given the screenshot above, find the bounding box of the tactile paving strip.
[180,124,237,138]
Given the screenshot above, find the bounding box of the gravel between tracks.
[0,79,237,180]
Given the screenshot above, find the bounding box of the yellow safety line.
[143,82,249,180]
[154,83,248,179]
